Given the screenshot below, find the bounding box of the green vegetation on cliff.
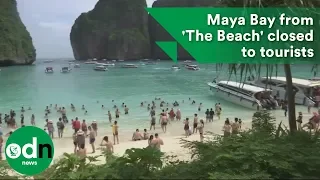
[0,0,36,66]
[70,0,149,60]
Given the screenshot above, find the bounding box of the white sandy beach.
[1,106,316,165]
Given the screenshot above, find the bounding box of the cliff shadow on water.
[0,0,36,66]
[70,0,150,60]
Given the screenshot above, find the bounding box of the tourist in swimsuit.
[176,109,181,121]
[100,136,114,153]
[73,133,78,154]
[31,114,35,126]
[82,120,88,136]
[0,130,3,160]
[108,111,112,123]
[132,129,143,141]
[296,112,303,130]
[184,118,190,137]
[88,126,96,153]
[198,119,204,142]
[112,121,119,145]
[150,116,156,130]
[169,108,175,121]
[223,118,231,137]
[161,115,168,133]
[77,144,87,159]
[91,120,98,136]
[148,135,154,147]
[56,118,65,138]
[115,109,120,118]
[193,114,198,133]
[231,118,240,135]
[124,105,129,115]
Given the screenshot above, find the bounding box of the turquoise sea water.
[0,60,316,132]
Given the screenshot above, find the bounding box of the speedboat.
[185,64,200,71]
[61,67,71,73]
[44,60,53,63]
[94,66,108,71]
[96,62,115,67]
[183,60,192,65]
[171,65,180,70]
[247,76,320,106]
[74,64,80,68]
[208,81,278,110]
[45,67,54,73]
[84,61,96,64]
[121,64,138,68]
[145,61,157,65]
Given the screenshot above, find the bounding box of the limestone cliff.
[70,0,150,60]
[149,0,220,60]
[0,0,36,66]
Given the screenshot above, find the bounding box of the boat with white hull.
[94,66,108,71]
[247,76,320,106]
[208,81,278,110]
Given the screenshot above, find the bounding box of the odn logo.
[5,126,54,176]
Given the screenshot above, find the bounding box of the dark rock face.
[149,0,220,60]
[70,0,150,60]
[0,0,36,66]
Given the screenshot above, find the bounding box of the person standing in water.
[47,120,54,139]
[56,118,65,138]
[74,118,81,133]
[124,105,129,115]
[209,108,214,122]
[150,115,156,131]
[31,114,35,126]
[112,121,119,145]
[115,109,120,119]
[161,113,168,133]
[20,113,24,126]
[176,109,181,121]
[108,111,112,123]
[150,107,156,118]
[193,114,199,134]
[198,119,205,142]
[88,126,96,153]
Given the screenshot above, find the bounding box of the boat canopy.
[261,76,320,87]
[46,67,53,70]
[210,81,271,93]
[62,67,69,70]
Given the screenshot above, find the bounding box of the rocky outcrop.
[149,0,220,60]
[70,0,150,60]
[0,0,36,66]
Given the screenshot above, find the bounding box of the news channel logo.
[5,126,54,176]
